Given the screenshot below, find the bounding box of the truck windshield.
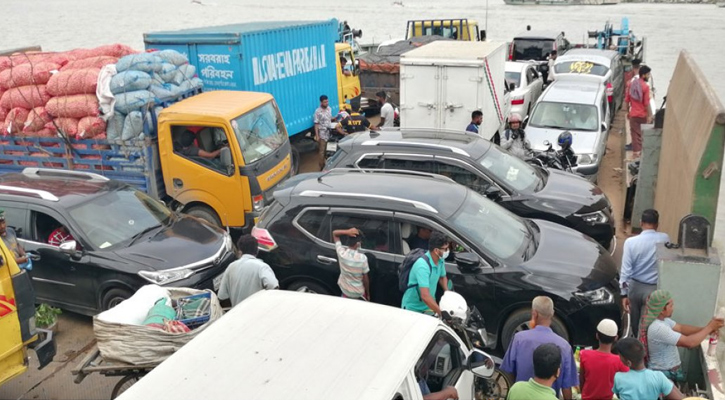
[231,101,287,165]
[69,187,171,250]
[450,192,531,262]
[513,39,554,62]
[529,102,599,132]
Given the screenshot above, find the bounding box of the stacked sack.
[0,44,136,139]
[108,50,203,141]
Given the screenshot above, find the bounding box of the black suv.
[325,129,615,250]
[0,168,235,315]
[253,170,623,348]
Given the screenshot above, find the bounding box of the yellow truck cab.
[0,239,55,386]
[335,43,362,109]
[405,19,483,42]
[157,91,292,230]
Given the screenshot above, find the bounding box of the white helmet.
[440,291,468,323]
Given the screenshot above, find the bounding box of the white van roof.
[118,290,443,400]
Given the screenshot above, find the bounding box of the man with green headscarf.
[640,290,723,378]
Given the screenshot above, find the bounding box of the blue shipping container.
[144,20,341,137]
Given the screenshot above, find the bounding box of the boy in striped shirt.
[333,227,370,300]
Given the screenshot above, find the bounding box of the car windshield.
[554,61,609,77]
[529,101,600,132]
[505,71,521,89]
[479,145,543,192]
[231,101,288,164]
[68,187,171,250]
[450,192,531,261]
[513,39,554,62]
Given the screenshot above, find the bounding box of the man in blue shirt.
[501,296,579,400]
[466,110,483,134]
[401,231,449,315]
[620,209,670,336]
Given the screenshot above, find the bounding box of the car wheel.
[286,280,331,295]
[101,288,133,311]
[185,205,222,227]
[500,308,569,349]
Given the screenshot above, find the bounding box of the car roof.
[280,168,470,219]
[505,61,535,72]
[540,79,604,104]
[118,290,442,400]
[514,30,561,40]
[0,169,123,209]
[556,48,619,65]
[347,129,491,160]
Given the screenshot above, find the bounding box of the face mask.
[441,250,450,259]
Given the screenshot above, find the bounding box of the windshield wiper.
[127,224,162,247]
[539,124,568,130]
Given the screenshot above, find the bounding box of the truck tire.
[186,205,222,227]
[291,147,300,176]
[500,308,569,349]
[102,288,133,311]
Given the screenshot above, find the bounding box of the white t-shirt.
[380,103,395,127]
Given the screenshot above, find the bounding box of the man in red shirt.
[627,66,652,159]
[580,319,629,400]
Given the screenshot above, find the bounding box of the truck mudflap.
[28,329,56,369]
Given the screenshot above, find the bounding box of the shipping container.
[144,20,341,137]
[399,41,510,140]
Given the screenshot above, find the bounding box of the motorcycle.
[526,140,577,173]
[440,292,511,400]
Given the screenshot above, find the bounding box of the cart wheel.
[111,374,141,399]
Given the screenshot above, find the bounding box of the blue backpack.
[398,248,434,293]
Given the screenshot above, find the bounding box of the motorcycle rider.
[557,131,578,169]
[501,113,531,159]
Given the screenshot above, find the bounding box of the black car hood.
[111,215,225,272]
[532,169,609,215]
[519,219,617,297]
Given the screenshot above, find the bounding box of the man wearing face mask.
[501,296,579,400]
[401,231,450,316]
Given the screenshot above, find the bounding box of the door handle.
[316,255,337,265]
[173,178,184,189]
[27,251,41,262]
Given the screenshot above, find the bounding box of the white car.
[505,61,544,118]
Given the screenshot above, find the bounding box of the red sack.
[0,53,69,73]
[64,44,137,60]
[23,107,53,133]
[0,62,60,90]
[62,56,118,71]
[0,106,7,121]
[0,85,51,109]
[32,128,56,138]
[45,118,79,136]
[46,68,100,96]
[45,95,99,118]
[4,108,30,135]
[77,116,106,138]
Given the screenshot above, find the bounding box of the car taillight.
[252,226,277,251]
[511,97,525,105]
[253,194,264,211]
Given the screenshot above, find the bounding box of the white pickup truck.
[117,290,495,400]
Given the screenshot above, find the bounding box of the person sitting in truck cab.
[177,129,222,160]
[340,57,353,77]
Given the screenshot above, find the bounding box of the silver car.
[524,76,610,182]
[505,61,544,118]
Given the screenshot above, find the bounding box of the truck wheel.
[102,288,133,311]
[186,205,222,227]
[291,147,300,176]
[287,280,330,295]
[500,308,569,349]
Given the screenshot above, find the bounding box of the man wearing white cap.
[579,319,629,400]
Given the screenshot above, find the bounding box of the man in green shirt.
[401,231,449,315]
[507,343,561,400]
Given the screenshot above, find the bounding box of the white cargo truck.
[399,41,510,142]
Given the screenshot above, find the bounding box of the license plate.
[213,274,223,292]
[326,142,337,152]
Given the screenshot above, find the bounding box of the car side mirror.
[220,147,233,175]
[508,82,516,92]
[479,29,486,41]
[522,116,529,128]
[455,252,480,270]
[59,241,78,254]
[484,186,502,202]
[9,226,22,238]
[468,350,495,378]
[601,123,607,132]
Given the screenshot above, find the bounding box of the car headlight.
[577,153,598,165]
[138,269,194,285]
[575,210,609,225]
[574,287,614,305]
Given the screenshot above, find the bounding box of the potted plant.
[35,303,62,333]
